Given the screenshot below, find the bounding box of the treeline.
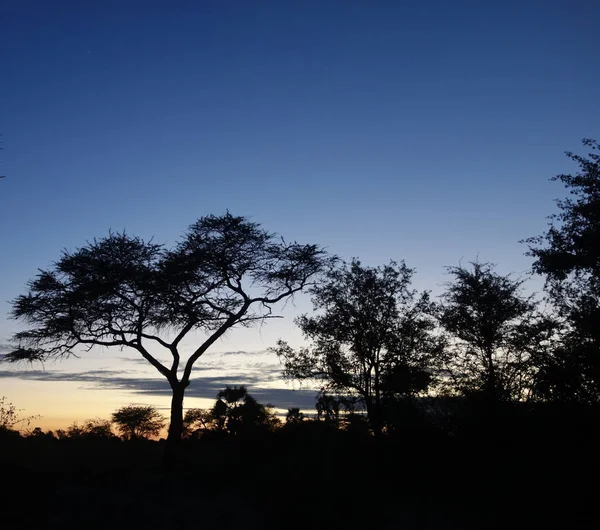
[3,139,599,458]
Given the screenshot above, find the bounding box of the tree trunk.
[365,396,383,437]
[163,382,185,469]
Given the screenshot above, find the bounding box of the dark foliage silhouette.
[0,396,38,434]
[274,259,443,434]
[438,261,555,404]
[285,407,305,424]
[210,385,280,435]
[525,139,600,403]
[5,212,331,463]
[182,407,214,438]
[62,418,115,440]
[111,405,165,440]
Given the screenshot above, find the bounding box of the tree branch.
[181,301,251,385]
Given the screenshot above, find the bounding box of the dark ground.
[2,414,597,530]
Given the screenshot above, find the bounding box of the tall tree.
[438,261,553,403]
[6,213,330,459]
[524,139,600,403]
[274,259,443,435]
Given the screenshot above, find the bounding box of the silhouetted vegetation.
[274,259,443,435]
[525,139,600,403]
[438,261,555,404]
[2,142,599,528]
[6,212,332,464]
[111,405,166,441]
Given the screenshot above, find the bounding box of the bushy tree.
[438,261,554,403]
[210,386,280,435]
[111,405,166,440]
[525,139,600,403]
[182,408,215,438]
[274,259,443,435]
[285,407,305,425]
[65,418,115,439]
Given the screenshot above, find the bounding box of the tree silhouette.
[0,396,38,434]
[438,261,554,403]
[274,259,443,435]
[111,405,166,440]
[285,407,305,424]
[65,418,115,439]
[5,212,330,462]
[182,408,214,438]
[524,139,600,403]
[210,385,279,435]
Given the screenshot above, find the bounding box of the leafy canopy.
[7,213,331,390]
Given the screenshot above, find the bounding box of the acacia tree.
[6,213,330,457]
[524,139,600,403]
[112,405,166,440]
[438,261,554,403]
[274,259,443,435]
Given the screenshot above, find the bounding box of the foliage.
[111,405,166,440]
[438,261,555,402]
[65,418,115,439]
[25,427,56,439]
[210,386,280,435]
[525,139,600,304]
[525,139,600,403]
[0,396,38,433]
[274,259,443,434]
[6,212,331,447]
[285,407,305,424]
[183,408,215,438]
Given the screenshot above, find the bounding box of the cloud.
[0,366,317,410]
[218,350,268,356]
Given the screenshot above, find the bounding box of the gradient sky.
[1,0,598,430]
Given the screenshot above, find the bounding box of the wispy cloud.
[0,366,317,410]
[218,350,268,356]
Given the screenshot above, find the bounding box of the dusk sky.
[1,0,598,430]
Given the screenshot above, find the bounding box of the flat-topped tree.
[7,212,331,456]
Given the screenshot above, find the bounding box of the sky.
[1,0,598,430]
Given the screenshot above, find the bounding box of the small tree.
[315,393,342,426]
[111,405,166,440]
[438,261,554,403]
[274,259,443,435]
[210,386,279,435]
[5,213,330,461]
[182,408,215,438]
[285,407,305,425]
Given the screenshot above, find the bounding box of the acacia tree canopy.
[111,405,166,440]
[6,213,332,453]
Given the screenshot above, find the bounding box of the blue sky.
[1,0,598,427]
